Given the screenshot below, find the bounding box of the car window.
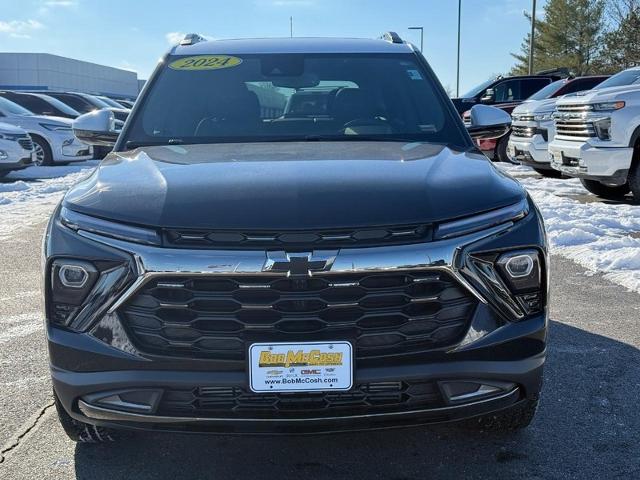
[51,94,94,114]
[527,79,564,100]
[0,96,33,115]
[37,94,80,116]
[124,53,466,148]
[493,79,521,102]
[596,69,640,89]
[520,78,550,99]
[6,94,54,115]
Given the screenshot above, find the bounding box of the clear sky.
[0,0,546,96]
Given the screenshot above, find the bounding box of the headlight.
[60,206,161,245]
[39,122,72,132]
[434,198,529,240]
[533,112,554,121]
[593,118,612,140]
[592,101,625,111]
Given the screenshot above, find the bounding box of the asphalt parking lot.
[1,215,639,479]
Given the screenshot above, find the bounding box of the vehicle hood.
[513,98,558,115]
[559,84,640,104]
[4,114,72,131]
[0,121,27,135]
[63,142,526,230]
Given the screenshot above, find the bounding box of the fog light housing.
[59,264,89,288]
[504,254,534,278]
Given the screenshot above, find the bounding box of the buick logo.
[264,251,336,277]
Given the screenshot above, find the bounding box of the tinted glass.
[596,69,640,89]
[36,94,80,116]
[3,93,52,114]
[125,53,466,147]
[493,79,521,102]
[561,77,606,95]
[0,96,33,115]
[527,79,564,100]
[461,78,494,99]
[98,96,126,108]
[50,94,94,113]
[520,78,550,99]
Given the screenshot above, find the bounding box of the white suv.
[0,121,33,176]
[0,96,92,166]
[548,67,640,200]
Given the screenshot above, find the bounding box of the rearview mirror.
[466,104,511,140]
[72,109,120,147]
[480,88,495,104]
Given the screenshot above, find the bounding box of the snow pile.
[0,161,98,241]
[499,164,640,294]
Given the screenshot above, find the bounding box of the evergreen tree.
[599,0,640,71]
[511,0,606,75]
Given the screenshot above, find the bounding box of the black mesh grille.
[163,225,432,249]
[18,137,33,151]
[158,381,443,418]
[120,271,477,361]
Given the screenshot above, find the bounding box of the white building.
[0,53,139,99]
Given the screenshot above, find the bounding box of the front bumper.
[54,137,93,162]
[548,138,633,184]
[45,199,548,434]
[508,134,551,167]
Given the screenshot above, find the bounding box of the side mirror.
[72,109,120,147]
[466,104,511,140]
[480,88,495,104]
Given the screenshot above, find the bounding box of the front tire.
[466,397,539,431]
[495,134,511,163]
[580,178,630,200]
[31,136,53,166]
[629,148,640,202]
[54,390,117,443]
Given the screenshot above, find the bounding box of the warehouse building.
[0,52,140,99]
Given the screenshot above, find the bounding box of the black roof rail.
[380,31,403,44]
[180,33,207,46]
[534,67,570,77]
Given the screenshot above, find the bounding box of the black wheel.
[495,134,511,163]
[533,167,563,178]
[465,397,539,431]
[31,136,53,166]
[580,178,630,200]
[629,148,640,202]
[54,390,117,443]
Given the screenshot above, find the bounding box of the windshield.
[596,69,640,89]
[528,79,564,100]
[37,94,80,116]
[82,95,111,109]
[123,53,465,148]
[0,96,33,116]
[460,78,495,99]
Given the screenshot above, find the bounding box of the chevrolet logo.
[264,251,336,277]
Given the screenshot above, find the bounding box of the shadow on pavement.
[73,320,640,479]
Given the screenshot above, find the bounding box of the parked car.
[0,121,33,176]
[456,70,568,161]
[45,33,548,443]
[113,99,134,109]
[508,75,609,176]
[549,67,640,200]
[0,96,92,166]
[96,95,130,109]
[0,91,81,119]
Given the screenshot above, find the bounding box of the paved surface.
[1,220,639,479]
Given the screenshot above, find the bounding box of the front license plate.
[249,341,353,393]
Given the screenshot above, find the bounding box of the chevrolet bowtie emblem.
[264,251,337,277]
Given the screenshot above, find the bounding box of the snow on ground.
[498,163,640,294]
[1,159,639,295]
[0,161,98,241]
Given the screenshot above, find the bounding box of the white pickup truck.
[548,67,640,200]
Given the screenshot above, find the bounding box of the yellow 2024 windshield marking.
[168,55,242,71]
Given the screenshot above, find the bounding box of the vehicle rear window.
[124,53,466,148]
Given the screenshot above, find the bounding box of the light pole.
[528,0,537,74]
[456,0,461,97]
[408,26,424,53]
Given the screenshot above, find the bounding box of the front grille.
[512,125,536,138]
[17,136,33,151]
[163,225,432,249]
[158,381,443,418]
[555,118,596,139]
[120,271,477,361]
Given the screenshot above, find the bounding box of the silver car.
[0,96,92,166]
